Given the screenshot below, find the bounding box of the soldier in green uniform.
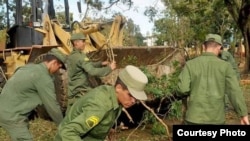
[0,48,66,141]
[219,48,241,109]
[219,49,240,80]
[54,65,148,141]
[177,34,249,125]
[66,33,116,111]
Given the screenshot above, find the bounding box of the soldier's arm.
[59,109,105,140]
[228,55,240,80]
[91,61,103,67]
[177,65,191,96]
[81,60,112,77]
[35,76,63,125]
[222,51,240,80]
[226,64,248,118]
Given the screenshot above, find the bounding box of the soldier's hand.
[109,61,116,70]
[102,61,110,66]
[240,116,249,125]
[106,128,116,141]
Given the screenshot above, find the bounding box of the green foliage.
[151,121,166,135]
[166,61,183,92]
[0,29,7,46]
[56,12,73,25]
[86,0,103,10]
[167,100,183,119]
[123,18,146,46]
[144,71,168,98]
[144,6,158,22]
[143,60,182,99]
[157,0,238,48]
[120,55,138,67]
[139,61,183,134]
[141,111,166,135]
[153,61,183,119]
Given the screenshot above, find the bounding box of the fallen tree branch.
[125,117,144,141]
[149,48,178,66]
[156,97,165,113]
[122,107,134,124]
[139,100,172,141]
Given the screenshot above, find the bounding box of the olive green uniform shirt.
[0,63,63,125]
[55,85,122,141]
[66,48,112,98]
[219,50,240,80]
[177,52,248,124]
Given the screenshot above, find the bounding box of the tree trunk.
[239,3,250,73]
[225,0,250,73]
[243,28,250,73]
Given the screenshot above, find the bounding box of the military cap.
[48,48,67,69]
[205,34,222,45]
[70,33,86,40]
[119,65,148,100]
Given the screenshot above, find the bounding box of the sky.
[55,0,165,36]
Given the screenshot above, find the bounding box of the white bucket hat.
[119,65,148,100]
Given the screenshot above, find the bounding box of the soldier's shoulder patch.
[86,116,99,128]
[84,57,89,61]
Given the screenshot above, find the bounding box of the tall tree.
[156,0,238,57]
[160,0,235,41]
[153,5,194,47]
[224,0,250,72]
[123,18,145,46]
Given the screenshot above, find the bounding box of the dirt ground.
[0,78,249,141]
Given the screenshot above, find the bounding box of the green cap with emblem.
[119,65,148,100]
[70,33,86,40]
[48,48,67,69]
[205,34,222,45]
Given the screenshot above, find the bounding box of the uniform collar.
[110,86,121,110]
[73,48,83,53]
[201,52,217,57]
[41,63,53,77]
